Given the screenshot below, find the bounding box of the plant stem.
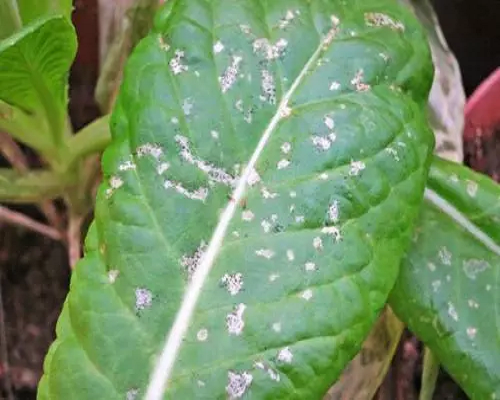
[67,214,84,268]
[0,205,62,241]
[419,347,439,400]
[0,131,64,232]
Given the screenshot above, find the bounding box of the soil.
[0,0,499,399]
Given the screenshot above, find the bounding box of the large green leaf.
[391,156,500,399]
[0,0,72,39]
[39,0,433,398]
[0,15,76,159]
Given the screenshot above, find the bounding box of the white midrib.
[424,188,500,256]
[143,41,327,400]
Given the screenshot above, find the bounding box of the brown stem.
[68,214,84,268]
[0,131,64,233]
[0,205,62,241]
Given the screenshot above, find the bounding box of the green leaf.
[0,0,72,39]
[0,168,68,202]
[0,15,77,160]
[390,156,500,400]
[39,1,434,399]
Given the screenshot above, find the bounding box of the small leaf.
[0,15,77,155]
[391,156,500,399]
[40,1,434,399]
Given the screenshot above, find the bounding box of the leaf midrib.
[143,23,334,400]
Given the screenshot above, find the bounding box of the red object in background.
[464,67,500,140]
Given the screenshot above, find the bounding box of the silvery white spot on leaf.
[182,99,193,115]
[136,143,163,159]
[272,322,281,332]
[466,327,477,340]
[449,174,459,183]
[268,273,280,282]
[295,215,305,223]
[349,160,366,176]
[261,219,272,233]
[219,56,243,93]
[276,347,293,364]
[226,370,253,399]
[281,142,291,154]
[253,38,288,60]
[107,269,119,283]
[180,241,207,279]
[486,284,492,291]
[174,135,235,187]
[247,168,261,186]
[448,302,459,321]
[319,173,329,180]
[468,299,480,309]
[328,200,339,222]
[301,289,313,301]
[438,247,452,265]
[156,162,170,175]
[197,380,205,387]
[261,187,278,199]
[106,176,123,198]
[289,191,297,198]
[157,35,170,51]
[466,180,478,197]
[322,226,342,242]
[431,280,441,292]
[171,117,179,124]
[226,303,246,335]
[313,236,323,250]
[351,69,371,92]
[255,249,275,259]
[329,81,341,91]
[446,274,451,282]
[220,273,244,295]
[311,135,334,151]
[428,262,436,272]
[232,231,240,238]
[126,388,139,400]
[118,160,136,171]
[379,52,389,61]
[286,249,295,261]
[135,288,152,311]
[385,147,400,161]
[463,259,490,280]
[164,180,208,202]
[277,159,290,169]
[213,40,224,53]
[365,12,405,31]
[197,328,208,342]
[242,210,255,221]
[211,130,219,139]
[278,9,296,29]
[169,49,188,75]
[254,361,280,382]
[260,69,276,104]
[305,262,317,272]
[324,116,335,130]
[270,214,278,222]
[239,24,251,34]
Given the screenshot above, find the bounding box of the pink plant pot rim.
[464,67,500,140]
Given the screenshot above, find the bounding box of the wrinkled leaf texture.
[39,0,433,399]
[391,157,500,400]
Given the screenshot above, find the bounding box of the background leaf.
[391,156,500,400]
[0,0,72,40]
[0,16,77,159]
[39,0,434,398]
